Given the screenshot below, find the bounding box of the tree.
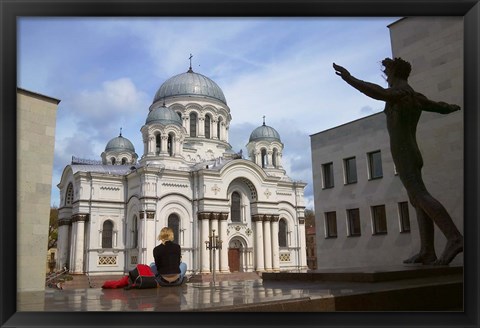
[48,206,59,249]
[304,209,315,228]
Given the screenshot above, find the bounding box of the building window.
[279,219,288,247]
[189,112,197,137]
[102,220,114,248]
[347,208,361,236]
[344,157,357,184]
[322,162,334,188]
[217,118,222,140]
[325,211,337,238]
[368,151,383,179]
[132,215,138,248]
[156,133,161,154]
[398,202,411,232]
[230,192,241,222]
[168,133,174,157]
[261,149,268,168]
[121,157,127,165]
[372,205,387,234]
[168,213,180,243]
[111,157,116,165]
[205,115,211,139]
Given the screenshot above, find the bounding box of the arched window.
[278,219,288,247]
[177,112,182,120]
[205,115,211,139]
[168,214,180,244]
[102,220,114,248]
[189,112,197,137]
[132,215,138,248]
[217,118,222,140]
[121,157,127,165]
[272,149,278,168]
[111,157,116,165]
[168,133,174,157]
[156,133,161,154]
[65,183,74,206]
[230,191,241,222]
[261,149,268,168]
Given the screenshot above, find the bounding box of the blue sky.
[18,17,399,210]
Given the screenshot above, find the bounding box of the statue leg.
[403,205,437,264]
[415,191,463,265]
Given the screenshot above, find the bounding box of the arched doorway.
[228,237,246,272]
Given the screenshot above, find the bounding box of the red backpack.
[125,264,159,289]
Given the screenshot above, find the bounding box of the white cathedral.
[56,64,307,276]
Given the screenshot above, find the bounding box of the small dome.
[146,105,183,126]
[249,123,281,142]
[153,69,227,105]
[105,134,135,152]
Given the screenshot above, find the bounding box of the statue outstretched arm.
[414,92,461,114]
[333,63,390,101]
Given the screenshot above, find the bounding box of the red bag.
[125,264,159,289]
[101,275,129,289]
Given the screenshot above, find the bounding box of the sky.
[18,17,399,210]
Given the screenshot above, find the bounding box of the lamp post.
[205,229,222,285]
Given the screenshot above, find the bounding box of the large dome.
[105,134,135,152]
[146,105,183,126]
[249,123,281,142]
[153,69,227,105]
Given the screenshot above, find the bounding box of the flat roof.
[17,87,61,104]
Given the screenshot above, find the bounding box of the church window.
[278,219,288,247]
[190,112,197,137]
[156,133,161,154]
[102,220,114,248]
[121,157,127,165]
[261,149,267,168]
[111,157,116,165]
[65,183,73,206]
[168,214,180,244]
[230,192,241,222]
[132,215,138,248]
[168,133,174,156]
[177,112,182,120]
[205,115,211,139]
[272,148,278,168]
[217,118,222,140]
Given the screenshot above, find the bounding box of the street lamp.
[205,229,222,285]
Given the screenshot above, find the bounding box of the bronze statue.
[333,58,463,265]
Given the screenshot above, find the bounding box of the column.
[263,216,272,271]
[72,214,88,274]
[219,213,229,273]
[253,215,264,271]
[160,135,168,155]
[148,136,155,156]
[271,215,280,272]
[198,116,205,138]
[267,151,274,168]
[199,213,210,273]
[212,119,218,140]
[57,219,71,270]
[298,217,308,270]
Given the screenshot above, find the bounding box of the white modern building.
[311,17,463,269]
[57,65,307,275]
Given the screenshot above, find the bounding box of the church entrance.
[228,237,246,272]
[228,248,240,272]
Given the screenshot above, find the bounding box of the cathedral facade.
[56,66,307,275]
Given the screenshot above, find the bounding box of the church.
[56,62,308,276]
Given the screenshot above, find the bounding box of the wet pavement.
[16,266,463,312]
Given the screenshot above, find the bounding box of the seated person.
[150,227,187,286]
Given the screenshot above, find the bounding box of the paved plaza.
[17,265,463,312]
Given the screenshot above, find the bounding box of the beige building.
[17,88,60,291]
[310,17,463,268]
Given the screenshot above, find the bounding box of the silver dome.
[105,135,136,152]
[146,105,183,126]
[153,69,227,105]
[249,123,281,142]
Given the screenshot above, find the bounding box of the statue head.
[382,57,412,80]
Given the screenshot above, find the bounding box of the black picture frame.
[1,0,478,327]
